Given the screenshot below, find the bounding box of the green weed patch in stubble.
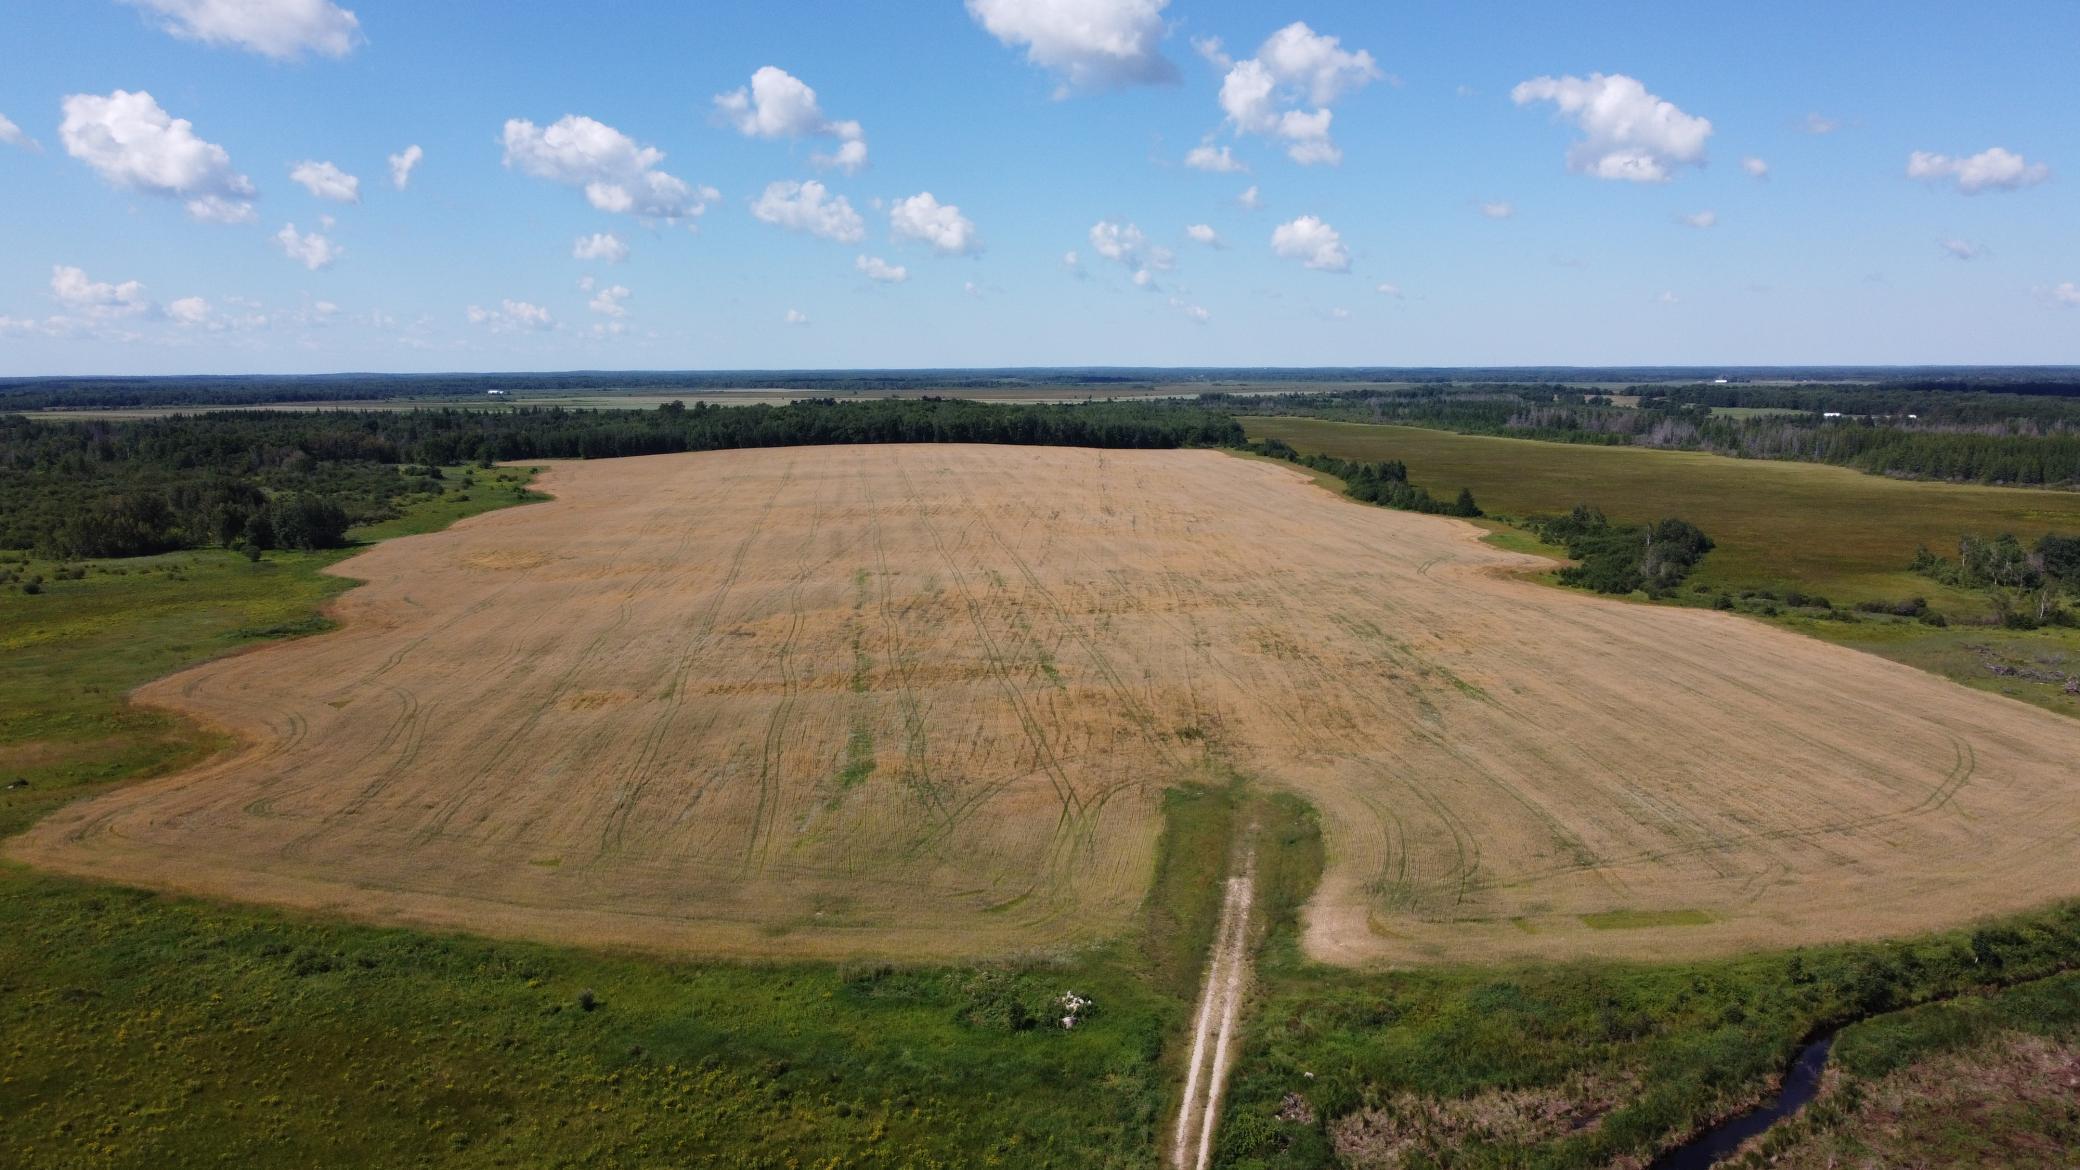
[1581,909,1716,931]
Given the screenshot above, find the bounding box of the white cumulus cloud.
[1940,239,1985,261]
[784,308,810,325]
[60,90,257,222]
[1375,282,1403,298]
[275,222,341,270]
[388,144,422,190]
[289,159,359,203]
[123,0,362,60]
[1185,223,1221,247]
[1511,73,1712,182]
[965,0,1176,93]
[1478,200,1514,219]
[1271,214,1349,272]
[1088,220,1144,261]
[1088,219,1174,287]
[573,232,628,263]
[889,192,981,255]
[856,254,908,283]
[1184,143,1246,173]
[51,265,151,317]
[502,114,717,221]
[1741,155,1769,180]
[1679,210,1717,228]
[714,66,869,174]
[0,114,38,151]
[466,300,553,333]
[588,284,630,317]
[2052,282,2080,307]
[158,294,275,333]
[750,179,865,243]
[1237,184,1264,210]
[1907,147,2050,194]
[1218,22,1380,166]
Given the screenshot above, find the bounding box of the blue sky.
[1,0,2076,374]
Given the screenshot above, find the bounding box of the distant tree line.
[0,399,1241,558]
[1528,505,1715,596]
[1246,438,1483,518]
[1212,383,2080,486]
[8,366,2077,411]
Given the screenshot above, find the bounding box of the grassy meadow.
[1217,904,2080,1169]
[1243,417,2080,721]
[1242,417,2080,604]
[0,467,541,803]
[1727,971,2080,1167]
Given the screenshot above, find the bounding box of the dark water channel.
[1647,1033,1836,1170]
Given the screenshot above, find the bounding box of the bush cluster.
[1529,505,1714,595]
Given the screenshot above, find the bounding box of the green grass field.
[1243,417,2080,605]
[0,468,541,802]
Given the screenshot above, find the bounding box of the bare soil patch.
[14,445,2080,964]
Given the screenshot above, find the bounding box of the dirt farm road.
[1173,851,1256,1170]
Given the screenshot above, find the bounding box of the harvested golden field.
[14,445,2080,965]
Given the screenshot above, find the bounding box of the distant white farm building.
[486,389,510,397]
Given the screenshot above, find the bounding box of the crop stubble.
[13,446,2080,964]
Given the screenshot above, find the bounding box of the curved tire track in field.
[22,446,2080,968]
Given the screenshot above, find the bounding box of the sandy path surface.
[13,444,2080,964]
[1173,854,1256,1170]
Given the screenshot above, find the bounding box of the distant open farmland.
[1245,416,2080,603]
[15,445,2080,965]
[19,383,1312,421]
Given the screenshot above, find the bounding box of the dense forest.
[1214,383,2080,486]
[0,399,1241,558]
[7,366,2077,411]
